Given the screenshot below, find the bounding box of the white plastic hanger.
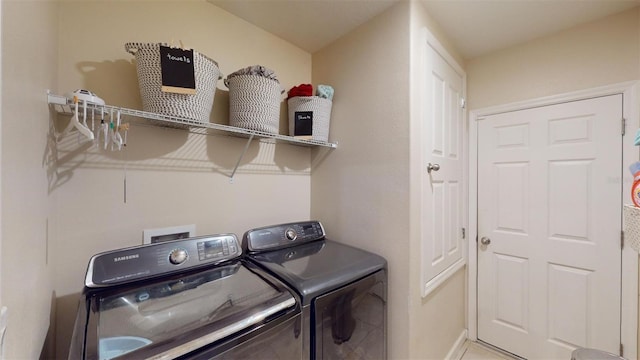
[112,110,123,151]
[60,96,94,141]
[96,108,107,149]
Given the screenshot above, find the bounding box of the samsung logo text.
[114,254,139,262]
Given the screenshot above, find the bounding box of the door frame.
[467,81,639,359]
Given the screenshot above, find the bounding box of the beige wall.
[467,7,640,110]
[312,2,467,359]
[52,1,313,358]
[1,0,58,358]
[408,2,467,358]
[311,2,412,358]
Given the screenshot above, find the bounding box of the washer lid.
[83,262,296,359]
[249,239,387,305]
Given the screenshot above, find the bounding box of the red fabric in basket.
[287,84,313,99]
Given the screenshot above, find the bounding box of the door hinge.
[620,343,624,357]
[622,118,626,136]
[460,98,466,109]
[621,231,625,249]
[461,228,466,239]
[475,234,478,243]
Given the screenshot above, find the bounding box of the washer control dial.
[285,228,297,241]
[169,248,188,265]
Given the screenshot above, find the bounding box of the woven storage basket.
[224,75,281,134]
[125,42,221,123]
[287,96,332,142]
[623,204,640,252]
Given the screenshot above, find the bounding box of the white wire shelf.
[47,92,337,180]
[47,93,338,149]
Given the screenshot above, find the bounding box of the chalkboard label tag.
[160,45,196,95]
[294,111,313,138]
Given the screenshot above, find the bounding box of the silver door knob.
[480,237,491,245]
[427,163,440,173]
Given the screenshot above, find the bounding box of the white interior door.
[477,95,622,359]
[421,38,465,295]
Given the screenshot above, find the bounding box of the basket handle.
[124,42,141,55]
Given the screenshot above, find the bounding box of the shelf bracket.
[230,134,255,181]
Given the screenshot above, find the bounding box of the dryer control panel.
[243,221,325,253]
[85,234,241,288]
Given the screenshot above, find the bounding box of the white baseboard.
[446,329,469,360]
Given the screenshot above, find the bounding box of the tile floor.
[458,341,517,360]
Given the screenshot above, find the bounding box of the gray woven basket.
[125,42,221,123]
[287,96,332,142]
[224,75,282,134]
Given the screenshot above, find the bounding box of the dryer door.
[313,270,387,360]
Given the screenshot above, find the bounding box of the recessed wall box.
[143,224,196,244]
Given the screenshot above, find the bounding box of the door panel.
[477,95,622,359]
[422,41,464,289]
[494,253,529,331]
[495,163,528,233]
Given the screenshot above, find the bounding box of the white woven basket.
[287,96,332,142]
[125,42,221,123]
[623,204,640,252]
[224,75,282,134]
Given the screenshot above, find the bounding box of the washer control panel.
[85,234,241,288]
[243,221,326,253]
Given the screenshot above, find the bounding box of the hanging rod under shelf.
[47,93,338,149]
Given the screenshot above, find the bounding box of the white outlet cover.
[143,224,196,244]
